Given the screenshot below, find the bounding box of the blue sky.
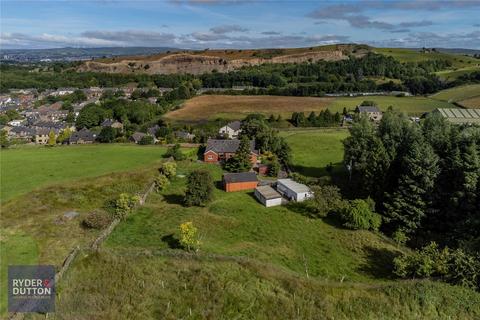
[1,0,479,49]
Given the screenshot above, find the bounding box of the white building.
[219,121,242,139]
[276,179,313,202]
[7,119,25,127]
[255,185,283,207]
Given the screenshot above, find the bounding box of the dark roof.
[101,119,122,127]
[10,126,35,135]
[130,132,146,142]
[175,130,195,139]
[69,128,96,143]
[227,121,242,131]
[205,139,257,154]
[357,106,381,113]
[147,125,160,136]
[223,172,258,183]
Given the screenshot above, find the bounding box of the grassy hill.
[430,84,480,107]
[0,144,167,202]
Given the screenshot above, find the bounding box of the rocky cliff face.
[78,50,347,75]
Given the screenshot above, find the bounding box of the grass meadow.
[0,144,167,202]
[280,128,349,177]
[430,84,480,103]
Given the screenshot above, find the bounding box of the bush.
[179,221,201,251]
[159,162,177,178]
[83,210,112,229]
[394,242,480,290]
[138,135,154,145]
[154,174,170,192]
[308,185,347,217]
[339,199,381,230]
[165,144,185,160]
[184,169,214,207]
[114,193,140,220]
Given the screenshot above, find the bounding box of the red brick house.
[223,172,258,192]
[204,139,258,164]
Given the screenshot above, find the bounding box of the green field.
[430,84,480,103]
[374,47,480,68]
[436,66,480,80]
[328,96,454,115]
[280,128,349,177]
[0,144,167,202]
[52,160,480,319]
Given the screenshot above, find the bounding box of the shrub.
[159,162,177,178]
[82,210,112,229]
[290,172,310,185]
[267,157,280,177]
[339,199,381,230]
[392,229,409,245]
[114,193,140,220]
[308,185,346,217]
[165,144,185,160]
[138,135,154,145]
[184,169,214,207]
[154,174,170,192]
[179,221,201,251]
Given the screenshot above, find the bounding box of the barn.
[223,172,258,192]
[255,185,283,207]
[276,179,313,202]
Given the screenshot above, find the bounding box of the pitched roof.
[223,172,258,183]
[226,120,242,131]
[130,132,146,142]
[69,128,96,143]
[357,106,381,113]
[205,139,256,154]
[255,185,282,200]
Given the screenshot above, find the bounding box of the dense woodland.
[2,53,479,95]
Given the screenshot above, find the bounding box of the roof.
[223,172,258,184]
[255,185,282,200]
[357,106,381,113]
[101,119,122,127]
[69,128,96,142]
[10,126,35,135]
[226,121,242,131]
[205,139,257,154]
[277,179,311,194]
[130,132,146,142]
[434,108,480,124]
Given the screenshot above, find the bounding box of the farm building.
[219,121,242,139]
[433,108,480,125]
[223,172,258,192]
[277,179,313,202]
[355,106,383,122]
[255,185,283,207]
[204,139,258,164]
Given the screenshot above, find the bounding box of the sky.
[1,0,480,50]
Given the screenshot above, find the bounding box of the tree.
[179,221,200,251]
[225,136,252,172]
[0,130,9,148]
[154,174,170,192]
[159,162,177,178]
[57,128,72,144]
[383,137,439,234]
[165,144,185,160]
[184,169,214,207]
[308,185,346,217]
[48,129,56,146]
[114,193,140,220]
[339,199,381,231]
[98,126,116,143]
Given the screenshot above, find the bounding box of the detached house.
[69,128,96,144]
[355,106,383,122]
[204,139,258,164]
[101,119,124,131]
[219,121,242,139]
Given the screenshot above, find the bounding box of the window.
[207,155,213,160]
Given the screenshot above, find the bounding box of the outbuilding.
[223,172,258,192]
[276,179,313,202]
[255,185,283,207]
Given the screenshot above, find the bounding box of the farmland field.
[280,128,349,177]
[436,66,480,80]
[165,95,454,122]
[164,95,334,122]
[430,84,480,104]
[458,96,480,108]
[0,144,167,202]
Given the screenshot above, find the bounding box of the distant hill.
[0,46,179,62]
[77,44,369,75]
